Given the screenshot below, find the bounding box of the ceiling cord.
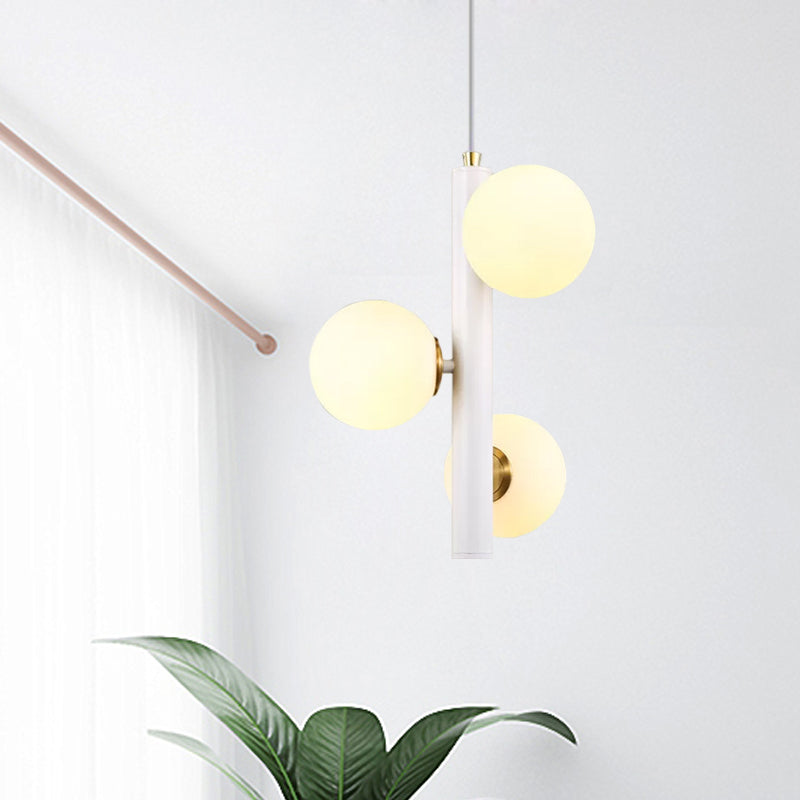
[468,0,475,151]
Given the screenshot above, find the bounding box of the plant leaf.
[149,730,265,800]
[465,710,577,744]
[297,707,386,800]
[98,637,300,800]
[353,706,494,800]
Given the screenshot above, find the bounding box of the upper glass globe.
[309,300,438,430]
[462,165,595,298]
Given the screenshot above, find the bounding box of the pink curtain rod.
[0,120,277,355]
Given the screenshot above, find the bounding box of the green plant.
[100,637,576,800]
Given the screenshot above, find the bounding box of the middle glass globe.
[309,300,438,430]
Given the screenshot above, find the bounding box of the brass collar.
[434,338,444,396]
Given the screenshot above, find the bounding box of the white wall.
[2,1,798,797]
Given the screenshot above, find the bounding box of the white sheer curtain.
[0,145,251,798]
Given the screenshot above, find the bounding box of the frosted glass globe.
[444,414,566,538]
[462,165,595,298]
[309,300,437,430]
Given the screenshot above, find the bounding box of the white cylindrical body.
[451,165,493,558]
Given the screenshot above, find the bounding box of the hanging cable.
[468,0,475,151]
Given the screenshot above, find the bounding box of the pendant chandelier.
[310,1,595,558]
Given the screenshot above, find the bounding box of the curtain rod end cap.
[256,334,278,355]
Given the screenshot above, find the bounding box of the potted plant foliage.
[101,637,576,800]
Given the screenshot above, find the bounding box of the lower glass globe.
[462,165,595,298]
[444,414,566,538]
[309,300,438,430]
